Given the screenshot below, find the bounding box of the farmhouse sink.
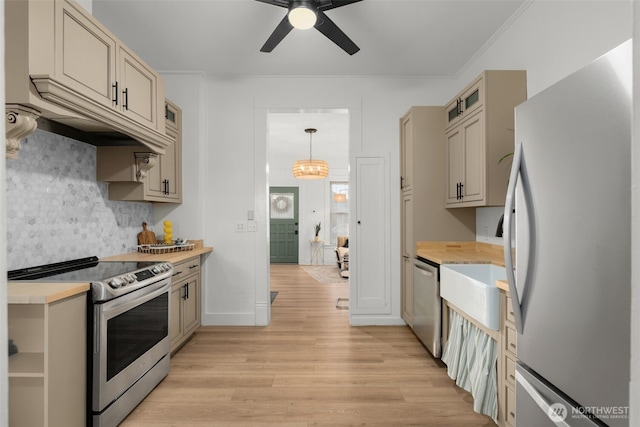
[440,264,506,330]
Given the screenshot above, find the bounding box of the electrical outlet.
[235,222,246,232]
[247,221,257,232]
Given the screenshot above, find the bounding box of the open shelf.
[8,352,45,377]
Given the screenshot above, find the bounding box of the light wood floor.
[121,264,494,426]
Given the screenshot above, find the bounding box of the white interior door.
[353,156,390,314]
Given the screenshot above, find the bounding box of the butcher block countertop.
[101,246,213,263]
[496,280,509,292]
[416,241,512,293]
[8,246,213,304]
[416,241,507,266]
[7,282,91,304]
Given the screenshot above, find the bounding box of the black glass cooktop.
[8,256,158,282]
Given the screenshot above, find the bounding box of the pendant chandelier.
[292,128,329,179]
[333,192,347,202]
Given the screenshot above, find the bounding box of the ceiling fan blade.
[319,0,363,12]
[314,10,360,55]
[254,0,289,7]
[260,14,294,52]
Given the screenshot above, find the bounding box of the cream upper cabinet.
[56,0,117,109]
[144,100,182,201]
[118,46,160,130]
[5,0,172,156]
[96,100,183,203]
[445,109,486,205]
[55,0,162,131]
[444,71,527,208]
[445,76,484,129]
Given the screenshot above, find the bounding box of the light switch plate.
[235,222,246,232]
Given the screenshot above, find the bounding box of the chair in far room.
[335,236,349,308]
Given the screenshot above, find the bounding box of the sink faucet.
[495,214,504,237]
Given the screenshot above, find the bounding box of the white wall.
[158,1,633,327]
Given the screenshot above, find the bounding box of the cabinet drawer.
[505,355,516,388]
[506,296,515,324]
[505,325,517,356]
[171,257,200,281]
[506,384,516,426]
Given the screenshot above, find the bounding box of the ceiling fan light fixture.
[288,2,317,30]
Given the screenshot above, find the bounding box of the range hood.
[5,0,173,159]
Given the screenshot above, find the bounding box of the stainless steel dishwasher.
[412,257,441,358]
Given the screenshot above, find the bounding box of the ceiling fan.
[255,0,362,55]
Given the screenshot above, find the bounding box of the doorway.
[264,108,352,324]
[269,187,299,263]
[267,109,350,264]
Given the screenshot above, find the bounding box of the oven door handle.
[99,278,171,319]
[93,278,170,355]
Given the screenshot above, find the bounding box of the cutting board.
[137,222,158,245]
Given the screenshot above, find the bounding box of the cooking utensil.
[137,222,157,245]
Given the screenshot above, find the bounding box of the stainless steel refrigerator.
[503,40,631,427]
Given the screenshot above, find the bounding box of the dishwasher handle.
[416,268,434,278]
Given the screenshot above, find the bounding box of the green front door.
[269,187,299,263]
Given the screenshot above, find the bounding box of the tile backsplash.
[6,129,154,270]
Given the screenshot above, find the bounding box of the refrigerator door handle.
[504,141,525,334]
[516,371,571,427]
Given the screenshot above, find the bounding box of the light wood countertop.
[8,247,213,304]
[8,282,90,304]
[496,279,509,293]
[416,241,507,267]
[100,246,213,263]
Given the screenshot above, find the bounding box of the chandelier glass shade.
[292,128,329,179]
[333,192,347,202]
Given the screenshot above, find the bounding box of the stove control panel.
[106,263,172,290]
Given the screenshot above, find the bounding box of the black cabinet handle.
[162,179,169,195]
[459,182,464,199]
[123,88,129,110]
[183,283,189,300]
[112,82,118,105]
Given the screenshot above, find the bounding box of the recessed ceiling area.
[92,0,528,77]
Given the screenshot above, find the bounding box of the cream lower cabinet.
[444,70,527,208]
[96,99,183,203]
[401,194,414,325]
[170,256,201,354]
[8,293,86,427]
[498,289,517,427]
